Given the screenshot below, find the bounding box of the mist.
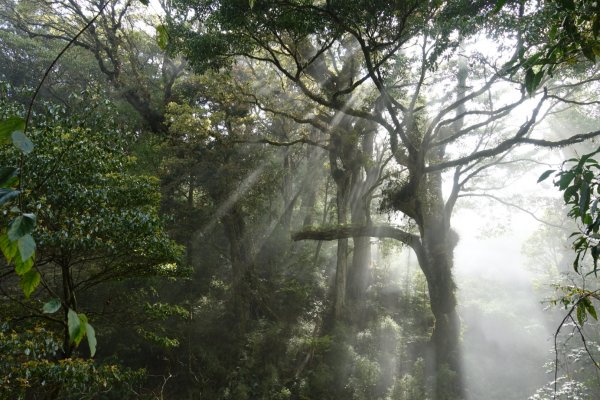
[2,1,600,399]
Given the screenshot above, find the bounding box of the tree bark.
[417,172,464,400]
[221,205,252,327]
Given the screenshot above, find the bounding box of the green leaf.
[558,171,575,190]
[11,131,34,155]
[68,309,81,343]
[577,301,586,326]
[14,252,34,275]
[86,323,97,357]
[17,234,35,262]
[156,25,169,50]
[249,0,255,9]
[0,116,25,144]
[491,0,507,14]
[19,269,40,299]
[525,68,535,95]
[8,214,36,241]
[579,183,590,217]
[72,313,88,346]
[43,299,62,314]
[0,232,18,263]
[585,301,598,320]
[537,169,555,183]
[563,185,578,204]
[581,43,596,62]
[0,167,18,187]
[0,188,20,206]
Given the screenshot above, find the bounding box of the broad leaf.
[72,313,88,345]
[11,131,34,155]
[558,171,575,190]
[579,184,590,217]
[43,299,62,314]
[8,214,36,241]
[14,252,35,275]
[0,116,25,144]
[577,301,586,326]
[19,269,40,299]
[585,301,598,320]
[156,25,169,50]
[0,188,20,206]
[86,323,97,357]
[0,232,18,263]
[537,169,555,183]
[525,68,535,95]
[68,309,81,343]
[17,234,36,262]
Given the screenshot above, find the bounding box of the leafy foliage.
[540,149,600,276]
[0,325,145,400]
[0,108,39,298]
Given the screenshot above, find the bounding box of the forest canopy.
[1,0,599,399]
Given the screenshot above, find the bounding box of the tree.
[0,94,182,358]
[168,1,600,398]
[0,0,186,134]
[494,0,599,89]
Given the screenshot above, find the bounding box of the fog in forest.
[1,1,600,399]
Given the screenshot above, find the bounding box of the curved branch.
[292,224,420,248]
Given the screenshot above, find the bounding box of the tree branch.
[292,224,420,248]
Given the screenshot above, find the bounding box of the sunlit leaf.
[0,232,18,263]
[43,299,62,314]
[156,25,169,50]
[73,313,88,346]
[68,309,81,343]
[19,269,40,299]
[14,251,34,275]
[86,323,97,357]
[11,131,34,154]
[0,116,25,144]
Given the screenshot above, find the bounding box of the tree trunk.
[221,205,252,327]
[347,130,377,321]
[418,174,464,400]
[333,176,350,321]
